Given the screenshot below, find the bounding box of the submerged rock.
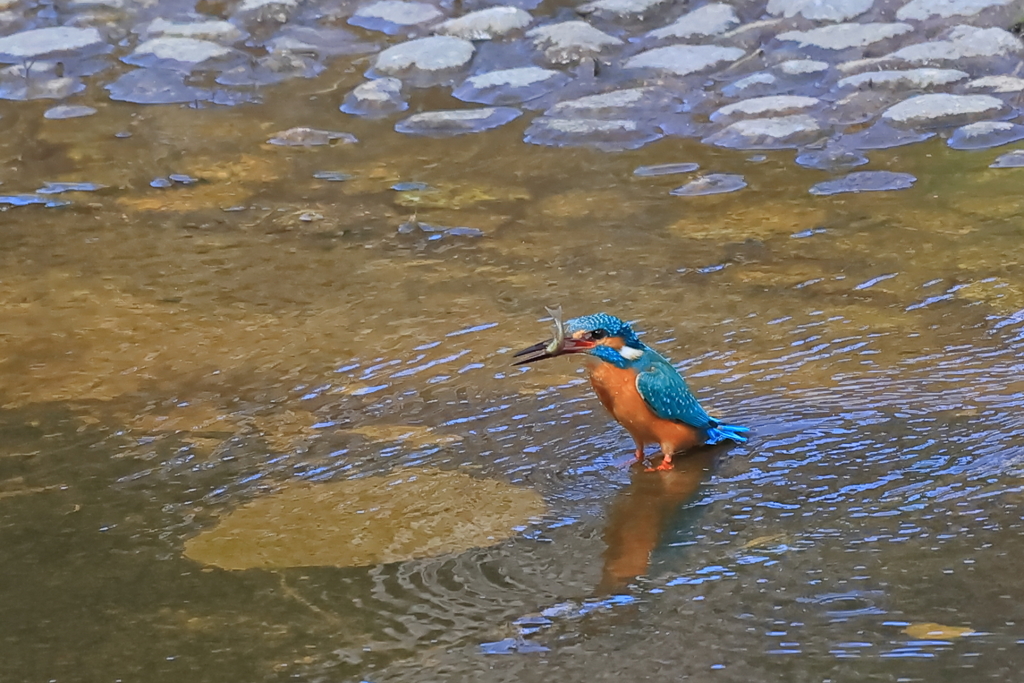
[394,107,522,136]
[0,27,109,62]
[44,105,97,119]
[767,0,874,21]
[139,18,246,43]
[267,127,358,146]
[0,65,84,100]
[438,7,532,39]
[106,68,210,104]
[645,3,739,41]
[966,75,1024,92]
[216,51,324,86]
[776,22,913,51]
[546,87,679,117]
[795,144,869,170]
[711,95,819,122]
[990,150,1024,168]
[341,77,407,117]
[634,162,700,176]
[670,173,747,196]
[836,68,969,90]
[579,0,671,17]
[182,468,546,570]
[373,35,475,86]
[526,21,623,64]
[896,0,1013,21]
[843,121,935,148]
[778,59,830,75]
[703,115,825,149]
[881,93,1006,128]
[624,44,745,76]
[947,121,1024,150]
[348,0,443,34]
[452,67,569,105]
[809,170,916,195]
[525,116,662,151]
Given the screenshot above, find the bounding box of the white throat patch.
[618,346,644,361]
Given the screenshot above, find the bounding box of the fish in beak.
[512,306,594,365]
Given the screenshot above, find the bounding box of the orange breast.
[588,362,703,453]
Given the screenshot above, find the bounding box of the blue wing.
[635,358,716,430]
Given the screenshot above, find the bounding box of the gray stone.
[547,87,677,116]
[837,68,969,90]
[349,1,443,33]
[809,171,915,195]
[896,0,1013,21]
[990,150,1024,168]
[624,44,745,76]
[767,0,874,22]
[395,107,522,136]
[0,67,84,100]
[0,27,108,62]
[703,115,825,149]
[267,127,358,146]
[579,0,670,17]
[712,95,819,121]
[527,21,623,64]
[882,93,1007,128]
[777,22,913,51]
[836,56,894,74]
[634,162,700,176]
[947,121,1024,149]
[140,18,246,43]
[453,67,569,105]
[889,26,1023,64]
[106,68,211,104]
[438,7,532,40]
[237,0,297,11]
[265,27,372,57]
[777,59,829,75]
[125,38,235,71]
[373,36,475,85]
[646,4,739,41]
[966,75,1024,92]
[844,121,935,148]
[722,72,777,97]
[795,144,869,170]
[341,77,407,117]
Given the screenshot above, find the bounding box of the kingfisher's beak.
[512,337,595,366]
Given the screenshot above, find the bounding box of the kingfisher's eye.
[590,329,609,340]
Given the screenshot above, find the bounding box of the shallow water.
[3,42,1024,683]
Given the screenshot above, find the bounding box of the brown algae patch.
[183,468,546,570]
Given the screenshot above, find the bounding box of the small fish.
[544,305,564,356]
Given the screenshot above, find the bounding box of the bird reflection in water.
[598,449,717,594]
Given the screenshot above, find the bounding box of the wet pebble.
[44,105,97,119]
[341,77,407,117]
[0,27,109,62]
[395,107,522,136]
[579,0,670,18]
[36,182,105,193]
[452,67,569,105]
[169,173,198,184]
[398,216,484,238]
[809,170,916,196]
[124,37,238,72]
[150,177,172,188]
[138,18,247,43]
[767,0,874,21]
[990,150,1024,168]
[526,21,622,64]
[896,0,1013,22]
[645,3,739,41]
[373,35,475,86]
[313,171,352,181]
[624,44,746,76]
[795,144,869,170]
[266,27,375,58]
[844,121,935,149]
[0,67,85,100]
[711,95,820,122]
[889,26,1022,65]
[0,194,69,207]
[966,75,1024,93]
[837,68,969,91]
[438,7,533,40]
[670,173,747,196]
[634,162,700,176]
[216,52,324,87]
[778,59,830,76]
[392,181,431,191]
[267,127,358,146]
[546,87,679,117]
[947,121,1024,150]
[348,0,443,34]
[703,115,825,150]
[524,116,662,151]
[106,68,210,104]
[776,22,913,52]
[881,93,1006,128]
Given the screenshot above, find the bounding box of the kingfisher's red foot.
[645,459,674,472]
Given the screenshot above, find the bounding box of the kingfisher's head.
[513,312,646,367]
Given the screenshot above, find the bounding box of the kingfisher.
[513,312,748,470]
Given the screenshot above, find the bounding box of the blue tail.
[705,422,749,445]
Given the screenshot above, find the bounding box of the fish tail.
[705,422,749,445]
